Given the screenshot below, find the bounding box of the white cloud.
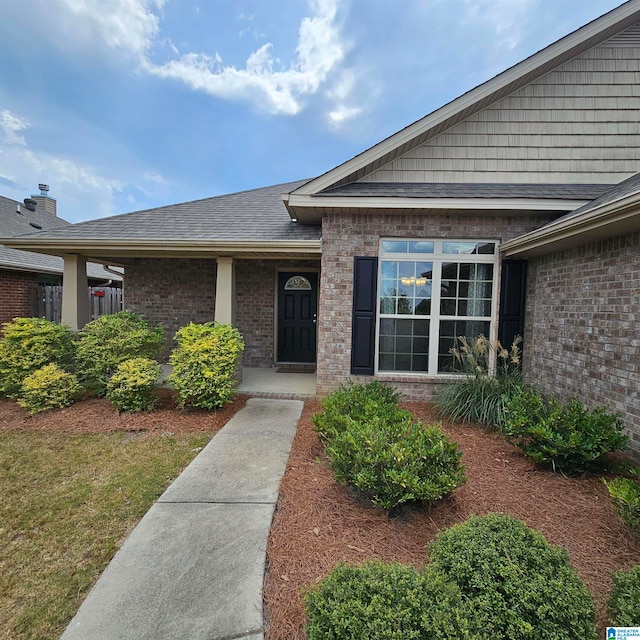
[327,70,363,127]
[463,0,535,51]
[143,0,348,115]
[1,110,29,146]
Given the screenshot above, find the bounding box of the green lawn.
[0,429,211,640]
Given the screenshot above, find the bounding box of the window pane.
[414,298,431,315]
[478,242,496,254]
[408,241,434,253]
[380,261,398,278]
[437,320,491,373]
[378,319,429,372]
[443,241,495,255]
[380,297,395,314]
[381,240,408,253]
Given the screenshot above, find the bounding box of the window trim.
[375,238,500,376]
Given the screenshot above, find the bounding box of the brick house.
[4,2,640,449]
[0,189,121,325]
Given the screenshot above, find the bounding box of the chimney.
[30,183,57,216]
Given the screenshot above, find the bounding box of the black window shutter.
[351,257,378,375]
[498,260,527,350]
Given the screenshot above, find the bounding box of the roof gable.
[291,0,640,196]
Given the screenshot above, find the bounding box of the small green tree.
[75,311,164,396]
[0,317,75,398]
[168,322,244,409]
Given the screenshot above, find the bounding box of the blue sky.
[0,0,625,223]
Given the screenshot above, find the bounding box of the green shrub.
[304,561,474,640]
[312,380,402,441]
[502,389,628,473]
[608,565,640,627]
[433,335,524,428]
[75,311,164,396]
[428,513,597,640]
[604,475,640,531]
[106,357,161,412]
[18,363,80,414]
[168,322,244,409]
[320,402,465,511]
[0,317,75,398]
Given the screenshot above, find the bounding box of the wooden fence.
[36,285,123,323]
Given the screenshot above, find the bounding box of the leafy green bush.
[608,565,640,627]
[312,381,402,441]
[168,322,244,409]
[428,513,597,640]
[0,317,75,398]
[604,475,640,531]
[304,561,474,640]
[75,311,164,396]
[18,363,80,414]
[318,397,465,510]
[106,357,161,412]
[433,335,524,428]
[502,389,628,473]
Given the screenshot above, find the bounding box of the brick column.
[61,255,90,330]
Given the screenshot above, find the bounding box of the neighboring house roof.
[1,181,321,263]
[502,171,640,257]
[289,0,640,197]
[0,195,121,280]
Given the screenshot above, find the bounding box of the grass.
[0,429,211,640]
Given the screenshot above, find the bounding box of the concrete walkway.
[61,398,303,640]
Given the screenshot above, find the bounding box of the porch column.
[61,254,90,330]
[214,257,234,324]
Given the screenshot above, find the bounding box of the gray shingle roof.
[549,172,640,225]
[0,195,121,280]
[15,180,320,242]
[319,182,613,200]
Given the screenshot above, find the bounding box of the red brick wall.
[0,269,38,326]
[317,211,556,398]
[524,231,640,454]
[124,257,321,365]
[125,258,217,358]
[235,259,320,366]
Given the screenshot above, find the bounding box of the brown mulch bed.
[264,400,640,639]
[0,389,249,437]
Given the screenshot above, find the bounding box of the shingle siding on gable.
[363,31,640,185]
[524,232,640,456]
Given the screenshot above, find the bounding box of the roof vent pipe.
[24,198,37,211]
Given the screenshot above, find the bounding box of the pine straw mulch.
[0,389,249,437]
[264,400,640,639]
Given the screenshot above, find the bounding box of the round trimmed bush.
[0,317,75,398]
[76,311,164,396]
[428,513,597,639]
[106,357,161,412]
[323,406,465,511]
[609,565,640,627]
[304,561,473,640]
[18,363,80,414]
[168,322,244,409]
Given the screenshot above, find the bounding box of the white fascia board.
[292,0,640,196]
[287,193,589,212]
[502,194,640,256]
[0,238,322,256]
[0,261,62,275]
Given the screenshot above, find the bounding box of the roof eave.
[0,238,323,259]
[286,195,590,223]
[501,193,640,257]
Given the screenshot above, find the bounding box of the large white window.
[377,239,499,374]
